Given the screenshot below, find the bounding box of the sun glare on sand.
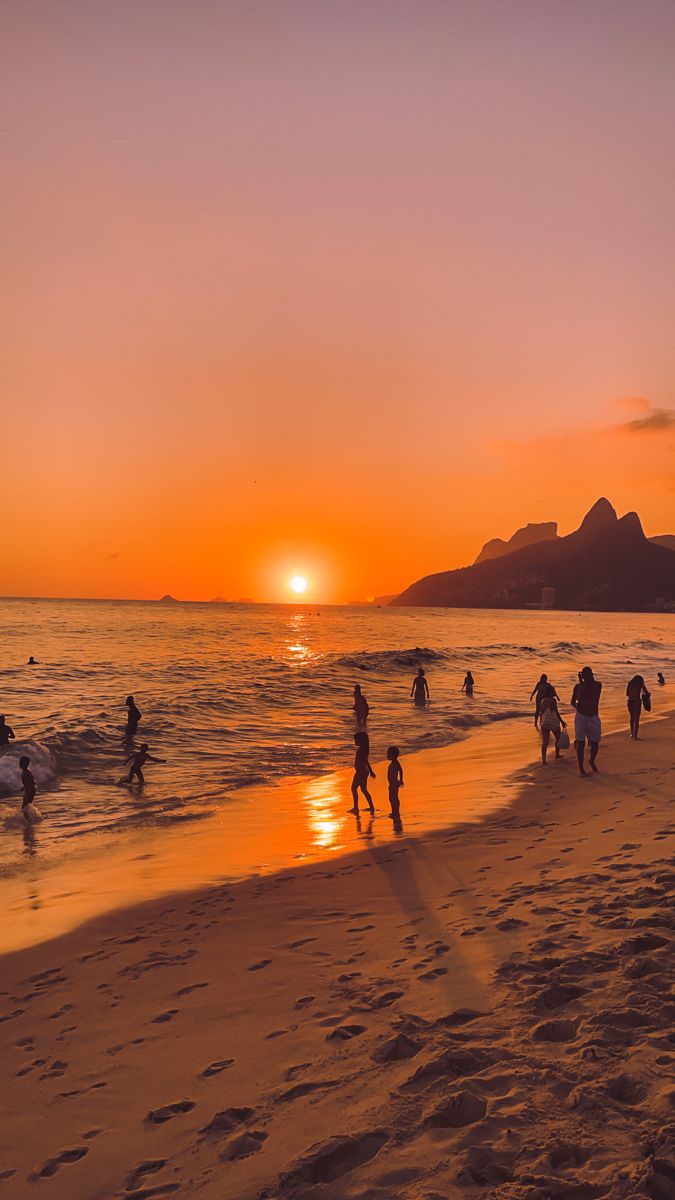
[289,575,308,595]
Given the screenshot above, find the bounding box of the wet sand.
[0,716,673,1198]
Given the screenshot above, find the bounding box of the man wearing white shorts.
[570,667,602,777]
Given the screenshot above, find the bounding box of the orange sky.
[3,1,675,603]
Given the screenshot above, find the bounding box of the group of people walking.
[530,667,662,775]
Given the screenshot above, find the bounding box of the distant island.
[393,499,675,612]
[158,594,179,603]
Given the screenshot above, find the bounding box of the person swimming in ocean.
[386,745,404,820]
[0,715,16,749]
[19,755,39,821]
[349,730,375,815]
[571,666,602,776]
[125,695,142,735]
[27,656,37,665]
[461,671,474,696]
[353,684,369,724]
[410,668,429,707]
[657,672,665,686]
[124,743,164,785]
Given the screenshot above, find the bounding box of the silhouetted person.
[461,671,474,696]
[19,755,38,820]
[353,684,369,724]
[539,684,567,764]
[657,672,665,686]
[349,730,375,815]
[0,715,16,748]
[125,695,142,735]
[410,668,429,706]
[27,656,37,665]
[386,745,404,819]
[530,674,559,728]
[570,666,602,776]
[626,674,649,739]
[125,743,164,785]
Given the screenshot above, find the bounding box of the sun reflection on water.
[301,775,345,851]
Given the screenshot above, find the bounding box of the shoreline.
[0,716,673,1197]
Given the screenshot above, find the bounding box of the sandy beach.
[1,715,673,1199]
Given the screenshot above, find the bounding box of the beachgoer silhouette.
[530,674,559,728]
[570,666,602,776]
[349,730,375,815]
[124,743,164,785]
[353,685,369,724]
[0,715,16,748]
[410,668,429,706]
[657,672,665,686]
[386,745,404,819]
[19,755,38,820]
[461,671,474,696]
[125,695,142,735]
[539,684,567,764]
[27,656,37,665]
[626,674,649,739]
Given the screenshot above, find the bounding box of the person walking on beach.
[461,670,474,696]
[19,755,39,821]
[530,674,559,728]
[626,674,650,739]
[570,666,602,776]
[539,684,567,764]
[353,684,369,724]
[124,743,164,785]
[125,695,142,735]
[349,730,375,815]
[386,745,404,819]
[0,715,16,749]
[410,668,429,706]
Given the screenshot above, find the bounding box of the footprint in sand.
[201,1107,254,1136]
[144,1100,195,1125]
[35,1146,89,1178]
[151,1010,178,1024]
[201,1059,234,1077]
[175,982,209,996]
[125,1159,167,1190]
[222,1130,268,1161]
[248,960,272,971]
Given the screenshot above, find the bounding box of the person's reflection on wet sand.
[22,821,38,858]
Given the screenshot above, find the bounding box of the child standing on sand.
[386,746,404,819]
[19,755,39,821]
[124,744,165,785]
[349,731,375,815]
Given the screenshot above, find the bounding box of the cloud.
[621,405,675,434]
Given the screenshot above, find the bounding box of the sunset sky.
[3,0,675,603]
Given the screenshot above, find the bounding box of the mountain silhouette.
[393,499,675,611]
[474,520,558,564]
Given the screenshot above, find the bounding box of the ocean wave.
[0,742,56,795]
[334,646,450,671]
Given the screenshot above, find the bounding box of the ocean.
[0,598,673,881]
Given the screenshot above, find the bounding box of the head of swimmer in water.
[19,755,30,769]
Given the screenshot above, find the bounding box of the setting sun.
[289,575,308,595]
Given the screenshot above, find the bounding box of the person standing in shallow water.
[461,670,474,696]
[349,730,375,815]
[125,695,141,735]
[386,745,404,820]
[626,674,649,739]
[410,668,429,706]
[353,684,369,724]
[570,666,602,776]
[0,715,16,748]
